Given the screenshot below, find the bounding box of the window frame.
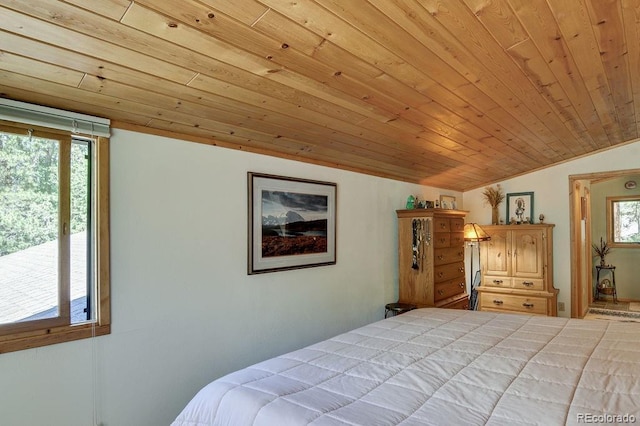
[0,121,110,354]
[607,195,640,248]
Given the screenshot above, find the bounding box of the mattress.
[172,308,640,425]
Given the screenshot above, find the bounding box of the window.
[607,196,640,247]
[0,121,110,353]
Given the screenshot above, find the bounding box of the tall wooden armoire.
[397,209,469,309]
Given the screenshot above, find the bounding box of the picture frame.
[506,192,534,224]
[248,172,337,274]
[439,195,456,210]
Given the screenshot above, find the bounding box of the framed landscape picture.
[506,191,534,224]
[248,172,337,274]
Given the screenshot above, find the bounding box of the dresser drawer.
[435,261,465,283]
[484,275,512,288]
[434,277,466,302]
[450,218,465,232]
[434,246,464,266]
[433,232,451,248]
[439,296,469,310]
[512,278,544,291]
[480,293,548,315]
[450,232,465,247]
[434,217,450,232]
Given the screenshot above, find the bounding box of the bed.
[172,308,640,425]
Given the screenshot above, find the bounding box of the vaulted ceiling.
[1,0,639,191]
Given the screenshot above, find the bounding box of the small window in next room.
[0,119,110,353]
[607,195,640,247]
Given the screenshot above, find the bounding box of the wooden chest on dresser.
[477,224,558,316]
[397,209,469,309]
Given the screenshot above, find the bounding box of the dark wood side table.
[595,265,617,303]
[385,303,417,318]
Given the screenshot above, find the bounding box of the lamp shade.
[464,223,491,242]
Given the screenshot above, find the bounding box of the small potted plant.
[592,237,611,267]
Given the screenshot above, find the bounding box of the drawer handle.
[440,223,446,229]
[522,303,534,308]
[438,272,444,278]
[438,290,444,295]
[437,255,444,260]
[459,282,464,288]
[492,300,504,305]
[457,251,463,258]
[440,238,446,243]
[458,267,464,273]
[522,281,534,287]
[492,279,503,285]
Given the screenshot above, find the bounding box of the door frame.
[569,168,640,317]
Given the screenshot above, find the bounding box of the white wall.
[463,139,640,317]
[0,129,457,426]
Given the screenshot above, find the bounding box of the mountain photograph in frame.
[248,173,337,274]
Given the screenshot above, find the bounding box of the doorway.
[569,168,640,318]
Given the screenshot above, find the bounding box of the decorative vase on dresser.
[477,224,558,316]
[396,209,469,310]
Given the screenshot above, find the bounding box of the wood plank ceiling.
[0,0,638,191]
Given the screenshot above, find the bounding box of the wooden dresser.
[397,209,469,309]
[477,224,558,316]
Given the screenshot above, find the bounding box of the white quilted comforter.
[172,308,640,425]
